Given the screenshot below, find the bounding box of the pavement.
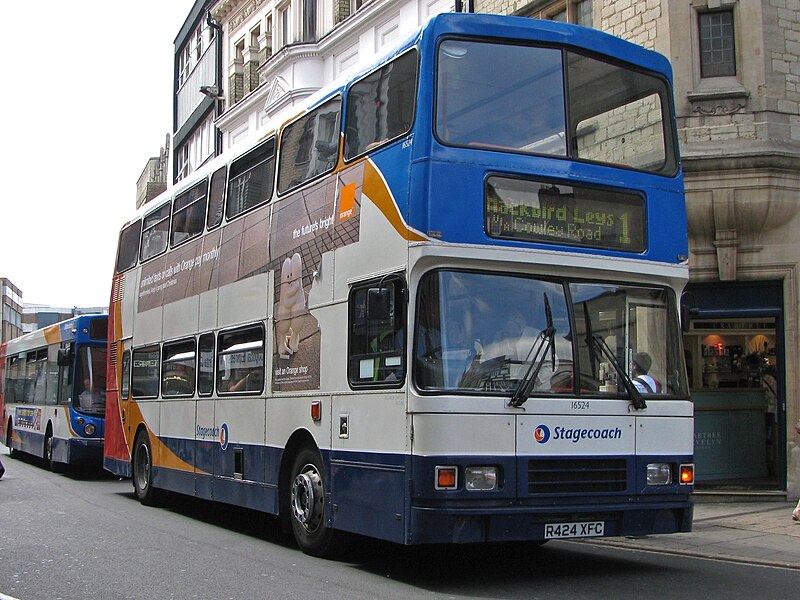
[576,497,800,569]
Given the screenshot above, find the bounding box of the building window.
[177,144,189,182]
[303,0,318,42]
[278,4,290,47]
[524,0,593,27]
[699,10,736,78]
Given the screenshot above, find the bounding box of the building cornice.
[682,150,800,174]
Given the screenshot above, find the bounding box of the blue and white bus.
[1,314,108,471]
[106,13,693,556]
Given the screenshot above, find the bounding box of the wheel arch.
[278,429,321,518]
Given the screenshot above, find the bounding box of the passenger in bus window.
[631,352,662,394]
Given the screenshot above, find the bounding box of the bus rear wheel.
[5,420,16,458]
[132,431,164,506]
[288,446,338,557]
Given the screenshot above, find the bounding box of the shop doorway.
[683,282,784,491]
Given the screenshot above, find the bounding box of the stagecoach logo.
[195,422,230,450]
[535,424,624,445]
[15,407,41,431]
[219,423,229,451]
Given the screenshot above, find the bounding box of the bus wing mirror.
[57,348,73,367]
[367,287,392,322]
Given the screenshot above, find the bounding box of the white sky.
[0,1,196,308]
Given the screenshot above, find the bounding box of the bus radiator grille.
[527,458,628,494]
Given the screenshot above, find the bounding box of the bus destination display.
[485,176,646,252]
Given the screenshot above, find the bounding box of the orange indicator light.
[436,466,457,490]
[311,401,321,422]
[680,464,694,484]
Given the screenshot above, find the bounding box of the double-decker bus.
[105,13,693,556]
[1,314,108,471]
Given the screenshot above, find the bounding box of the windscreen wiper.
[509,294,556,408]
[588,334,647,410]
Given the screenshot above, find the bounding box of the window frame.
[698,9,737,79]
[197,333,215,396]
[161,338,197,398]
[343,48,419,163]
[131,345,161,399]
[277,95,343,195]
[115,220,142,274]
[433,37,678,177]
[120,350,131,401]
[216,324,266,396]
[207,165,227,230]
[226,137,276,221]
[347,274,407,389]
[140,202,171,262]
[170,179,209,248]
[523,0,593,26]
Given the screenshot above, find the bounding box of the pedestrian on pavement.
[0,456,5,479]
[793,499,800,522]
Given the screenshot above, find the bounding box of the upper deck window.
[140,204,171,262]
[278,97,342,194]
[227,138,275,220]
[116,220,142,273]
[171,180,208,246]
[435,39,676,175]
[344,50,418,160]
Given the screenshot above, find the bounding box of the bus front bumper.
[407,500,693,545]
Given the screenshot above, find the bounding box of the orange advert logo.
[339,182,356,221]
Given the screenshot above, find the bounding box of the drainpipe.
[206,10,224,156]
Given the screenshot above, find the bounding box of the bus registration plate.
[544,521,605,539]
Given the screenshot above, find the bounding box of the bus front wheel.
[288,446,338,557]
[132,431,164,506]
[44,427,63,473]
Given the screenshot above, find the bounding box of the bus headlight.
[84,423,96,436]
[646,463,672,485]
[465,466,498,491]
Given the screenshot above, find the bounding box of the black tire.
[6,420,18,458]
[288,446,339,557]
[44,427,64,473]
[132,431,164,506]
